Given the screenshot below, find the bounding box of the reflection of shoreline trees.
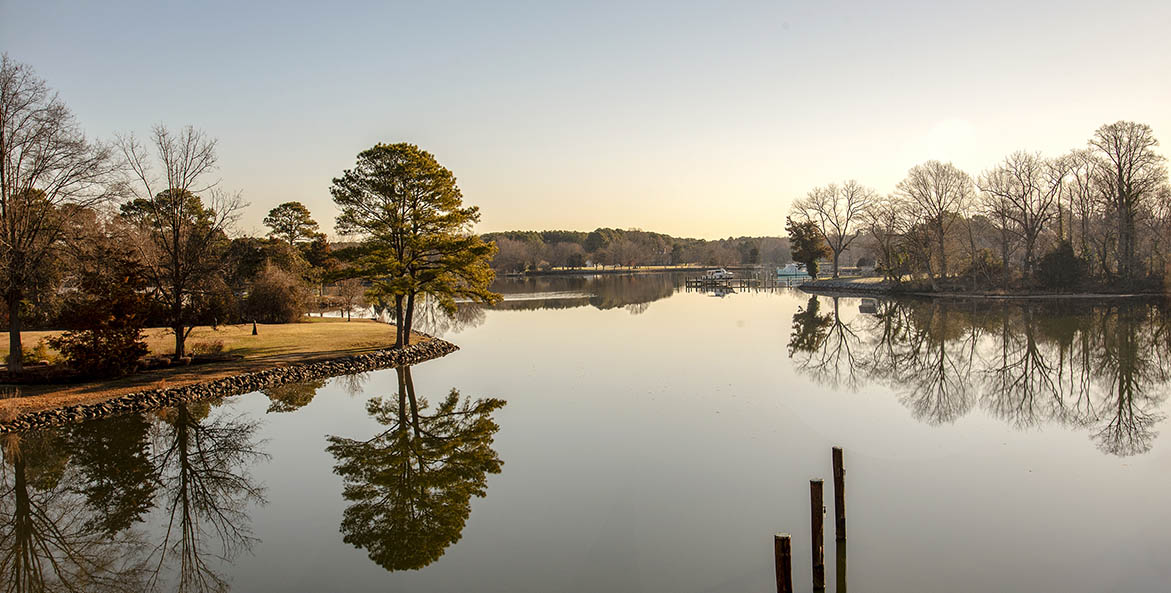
[0,402,268,592]
[145,403,268,592]
[488,274,676,314]
[789,297,1170,455]
[326,366,505,571]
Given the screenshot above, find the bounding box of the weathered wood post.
[774,533,793,593]
[835,539,848,593]
[252,320,258,335]
[832,446,846,541]
[811,479,825,590]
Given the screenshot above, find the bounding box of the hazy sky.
[3,0,1169,239]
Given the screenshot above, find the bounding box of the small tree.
[264,201,319,247]
[786,216,830,277]
[1036,241,1088,291]
[792,180,875,277]
[47,257,149,378]
[336,278,365,321]
[245,264,308,324]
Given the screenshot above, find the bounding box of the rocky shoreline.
[0,337,459,434]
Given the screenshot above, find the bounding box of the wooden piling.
[773,533,793,593]
[832,446,846,541]
[811,479,825,590]
[835,539,848,593]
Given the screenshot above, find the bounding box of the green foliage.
[1036,241,1088,291]
[326,366,505,571]
[47,261,150,378]
[264,201,319,246]
[331,143,500,345]
[785,216,830,277]
[245,264,309,323]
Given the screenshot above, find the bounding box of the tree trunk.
[832,252,840,279]
[404,292,416,346]
[173,324,186,359]
[393,295,404,348]
[6,290,22,374]
[937,222,948,281]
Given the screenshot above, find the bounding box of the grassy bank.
[1,318,420,418]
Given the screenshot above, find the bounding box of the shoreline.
[798,278,1167,300]
[0,337,459,434]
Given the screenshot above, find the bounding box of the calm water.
[3,274,1171,592]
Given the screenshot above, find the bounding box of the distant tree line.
[483,228,792,272]
[788,121,1171,291]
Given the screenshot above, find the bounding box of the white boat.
[704,268,734,280]
[777,263,810,277]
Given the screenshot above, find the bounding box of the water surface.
[3,274,1170,592]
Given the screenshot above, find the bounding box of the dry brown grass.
[1,318,423,419]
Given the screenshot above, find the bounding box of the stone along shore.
[0,338,460,434]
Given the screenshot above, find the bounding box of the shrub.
[47,261,150,378]
[188,340,225,355]
[245,264,309,323]
[1036,241,1088,291]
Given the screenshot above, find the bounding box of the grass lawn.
[1,317,421,419]
[1,317,414,362]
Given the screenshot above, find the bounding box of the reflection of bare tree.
[983,307,1061,429]
[0,432,147,593]
[411,294,487,336]
[791,296,1171,454]
[789,297,860,390]
[145,403,268,593]
[1092,306,1165,456]
[337,371,371,398]
[263,379,326,413]
[326,366,505,571]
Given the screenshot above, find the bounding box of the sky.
[3,0,1169,240]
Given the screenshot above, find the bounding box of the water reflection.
[789,296,1171,456]
[326,366,505,571]
[0,402,267,593]
[146,403,267,592]
[489,274,675,313]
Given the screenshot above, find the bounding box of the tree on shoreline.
[791,180,875,278]
[1,56,118,374]
[785,216,830,278]
[331,143,498,347]
[118,125,244,359]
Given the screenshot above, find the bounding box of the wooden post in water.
[835,539,848,593]
[832,447,846,541]
[774,533,793,593]
[811,479,826,590]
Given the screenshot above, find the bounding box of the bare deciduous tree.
[117,125,244,358]
[896,161,974,285]
[978,151,1069,276]
[0,55,118,374]
[1089,121,1168,283]
[792,180,875,278]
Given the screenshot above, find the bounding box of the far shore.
[0,317,421,420]
[799,276,1169,300]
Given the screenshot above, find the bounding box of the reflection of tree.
[788,296,833,356]
[789,296,1171,455]
[789,297,860,390]
[1092,305,1164,456]
[65,415,158,535]
[263,379,326,413]
[0,431,147,593]
[146,403,268,593]
[411,294,487,336]
[326,365,505,571]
